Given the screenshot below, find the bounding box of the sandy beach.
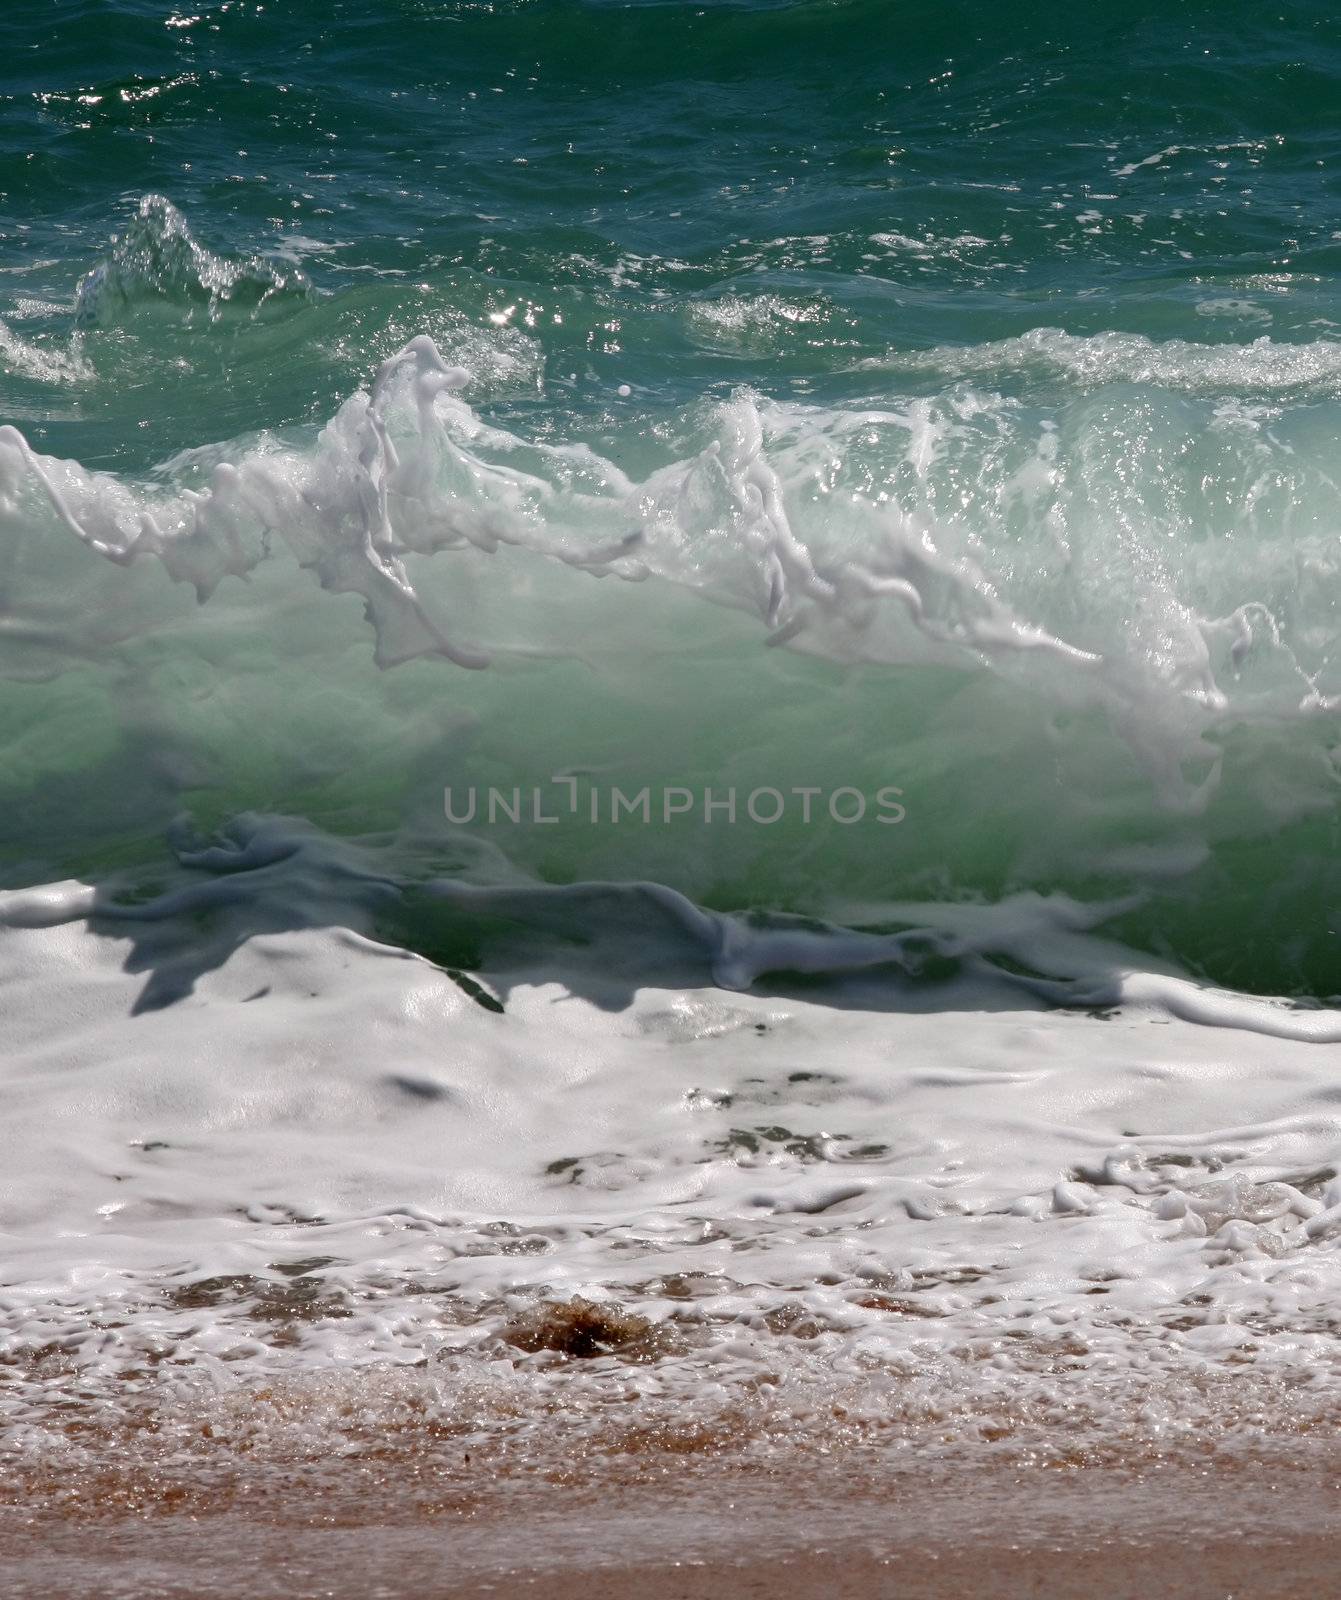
[5,1455,1341,1600]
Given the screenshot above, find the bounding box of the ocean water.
[5,0,1341,1508]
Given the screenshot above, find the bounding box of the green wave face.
[3,1,1341,997]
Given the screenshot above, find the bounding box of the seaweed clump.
[501,1296,679,1361]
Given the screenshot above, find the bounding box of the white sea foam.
[0,319,92,387]
[3,829,1341,1478]
[870,325,1341,394]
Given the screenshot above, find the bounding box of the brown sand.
[4,1459,1340,1599]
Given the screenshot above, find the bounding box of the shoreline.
[6,1455,1341,1600]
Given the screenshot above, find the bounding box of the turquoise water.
[4,1,1341,992]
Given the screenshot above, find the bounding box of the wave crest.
[74,195,309,327]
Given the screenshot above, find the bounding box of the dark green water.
[3,0,1341,993]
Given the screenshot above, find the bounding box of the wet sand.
[5,1458,1339,1600]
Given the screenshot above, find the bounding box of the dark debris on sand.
[501,1296,683,1361]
